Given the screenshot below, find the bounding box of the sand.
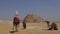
[0,20,60,34]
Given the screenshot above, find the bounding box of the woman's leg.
[12,23,15,31]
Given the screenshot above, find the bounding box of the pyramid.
[23,14,43,23]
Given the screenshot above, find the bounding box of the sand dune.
[0,20,60,34]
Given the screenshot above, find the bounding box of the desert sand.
[0,20,60,34]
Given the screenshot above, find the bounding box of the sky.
[0,0,60,22]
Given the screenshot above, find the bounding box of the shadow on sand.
[9,31,16,34]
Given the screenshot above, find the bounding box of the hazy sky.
[0,0,60,22]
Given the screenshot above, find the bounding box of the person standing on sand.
[13,11,20,32]
[22,20,26,29]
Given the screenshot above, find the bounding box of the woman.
[13,14,20,32]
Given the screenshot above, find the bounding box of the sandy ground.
[0,20,60,34]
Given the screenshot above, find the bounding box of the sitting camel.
[48,22,58,30]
